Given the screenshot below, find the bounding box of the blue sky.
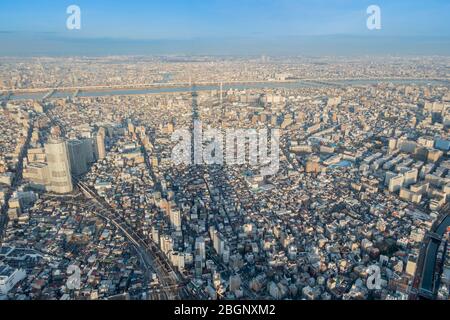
[0,0,449,55]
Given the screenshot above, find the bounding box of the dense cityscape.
[0,55,449,301]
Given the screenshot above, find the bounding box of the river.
[8,79,448,101]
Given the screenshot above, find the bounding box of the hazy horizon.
[1,33,450,57]
[1,0,449,57]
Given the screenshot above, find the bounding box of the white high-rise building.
[45,139,73,194]
[388,138,397,152]
[213,230,225,256]
[0,265,26,295]
[195,236,206,262]
[94,128,106,160]
[404,169,418,187]
[389,174,404,193]
[170,209,182,231]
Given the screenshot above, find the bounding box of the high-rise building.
[170,209,182,231]
[67,139,88,176]
[151,227,160,246]
[398,139,417,154]
[389,174,404,193]
[403,169,418,187]
[384,171,397,186]
[428,149,443,163]
[94,128,106,160]
[81,138,95,164]
[160,235,174,255]
[194,255,203,278]
[388,138,397,153]
[45,139,73,194]
[23,162,49,190]
[195,236,206,262]
[213,230,225,256]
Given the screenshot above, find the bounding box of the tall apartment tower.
[67,139,88,176]
[388,138,397,154]
[213,230,225,256]
[94,127,106,161]
[195,236,206,262]
[45,139,73,194]
[81,138,95,164]
[170,209,182,231]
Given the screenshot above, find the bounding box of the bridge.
[0,91,11,104]
[72,89,80,100]
[42,89,56,100]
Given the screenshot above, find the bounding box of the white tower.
[45,139,73,194]
[94,127,106,161]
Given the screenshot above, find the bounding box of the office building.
[81,138,95,164]
[195,236,206,262]
[67,139,88,176]
[45,139,73,194]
